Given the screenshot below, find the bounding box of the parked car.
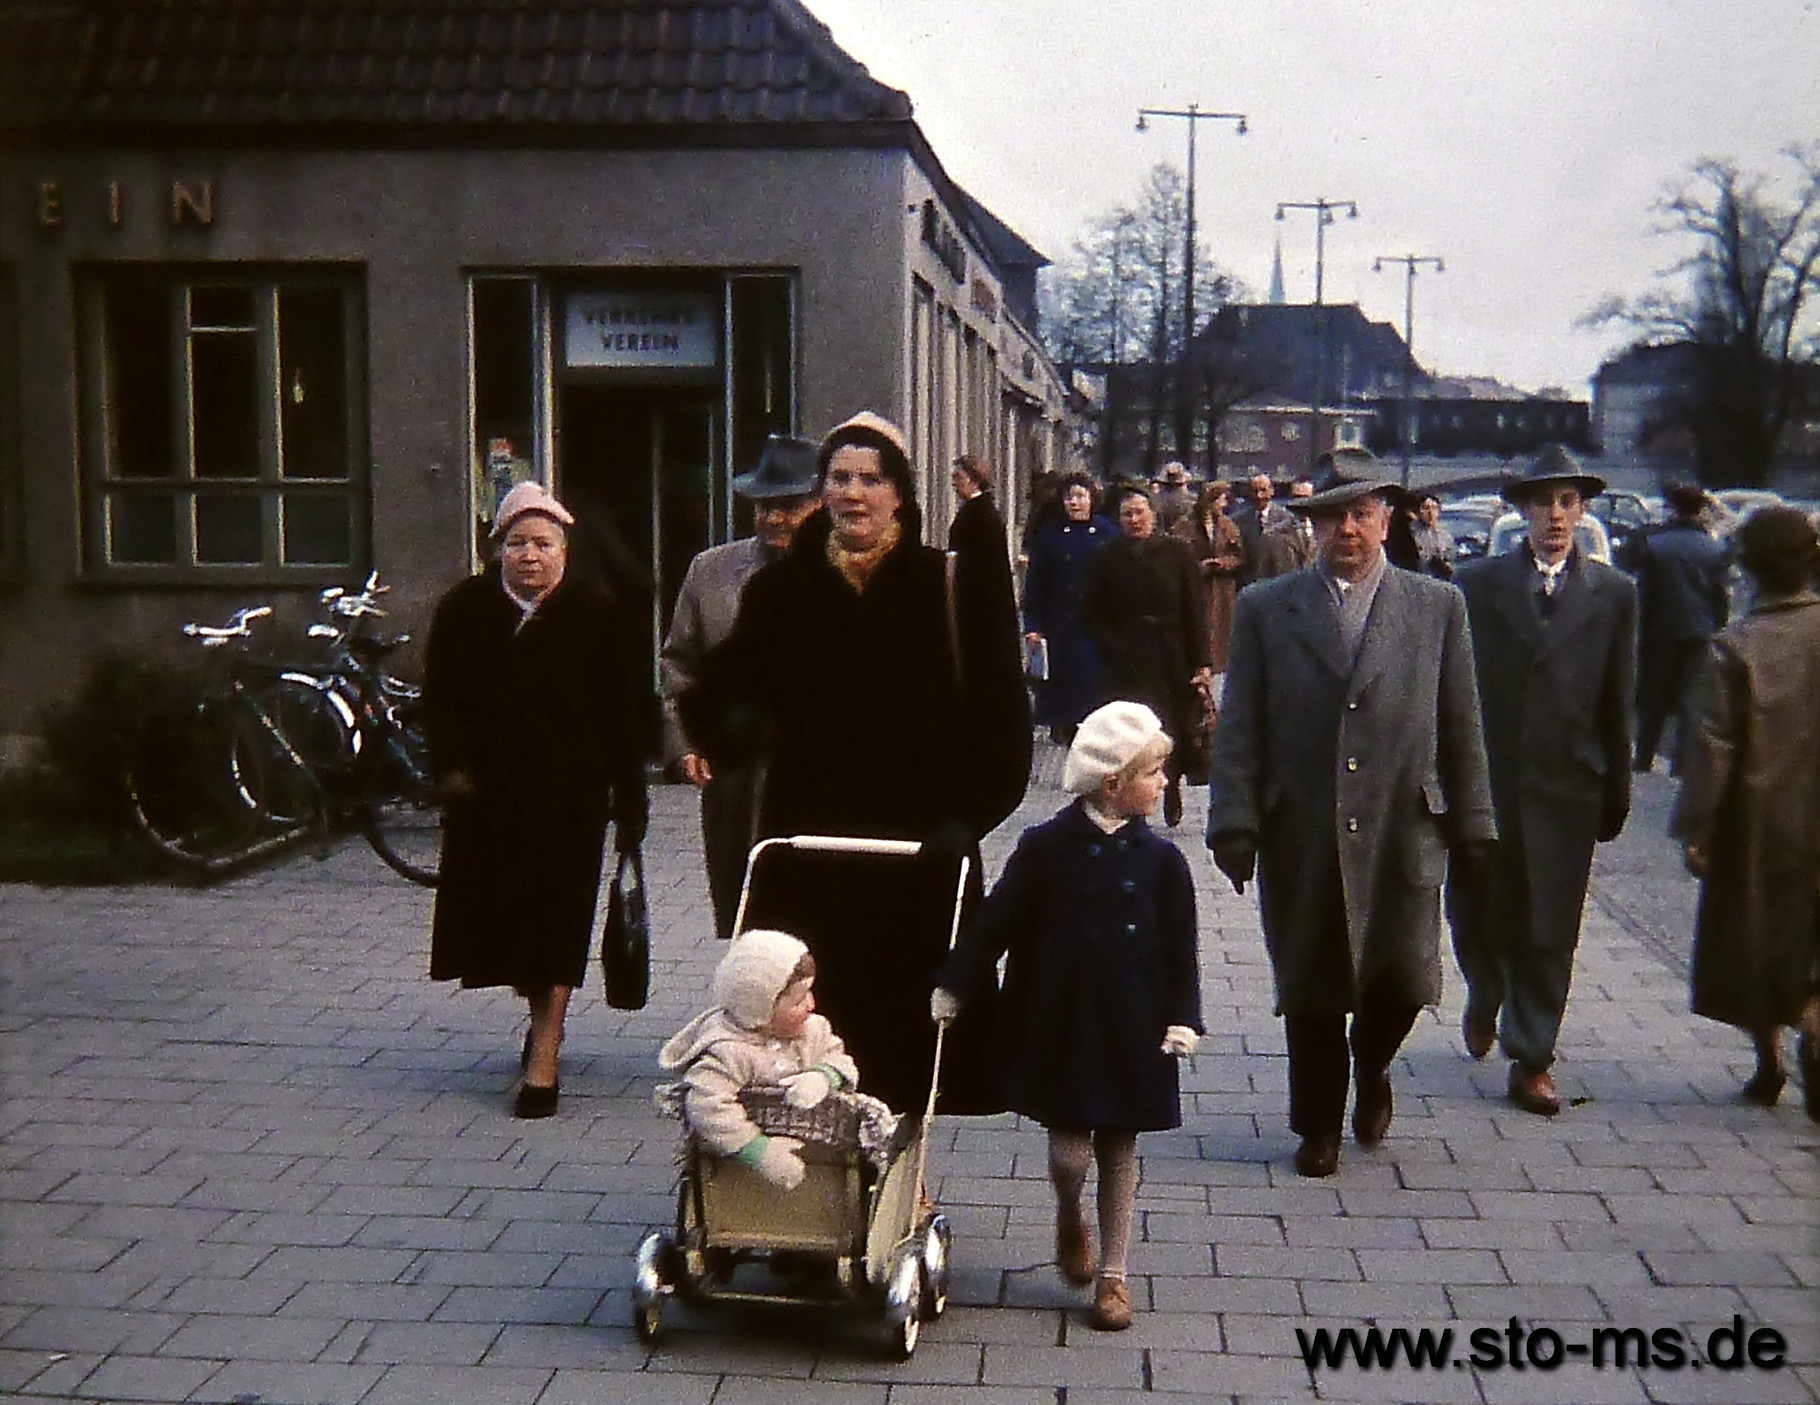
[1587,490,1663,560]
[1487,510,1613,564]
[1438,503,1498,561]
[1713,488,1786,519]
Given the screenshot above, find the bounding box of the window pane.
[278,286,348,480]
[108,494,178,563]
[195,493,262,563]
[106,283,176,479]
[190,285,255,329]
[191,330,261,479]
[281,492,352,565]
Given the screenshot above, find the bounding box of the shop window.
[78,268,365,577]
[0,269,17,583]
[470,276,546,551]
[727,275,795,537]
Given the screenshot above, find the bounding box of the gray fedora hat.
[1499,443,1606,504]
[732,434,819,501]
[1287,447,1399,515]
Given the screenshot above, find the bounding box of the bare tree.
[1041,164,1239,476]
[1589,145,1820,486]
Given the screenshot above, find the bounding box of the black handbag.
[600,846,650,1010]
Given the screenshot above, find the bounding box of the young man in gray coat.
[1451,445,1637,1116]
[659,435,818,937]
[1206,451,1496,1178]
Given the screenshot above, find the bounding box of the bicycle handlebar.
[181,604,273,645]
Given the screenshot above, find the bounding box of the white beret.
[1062,701,1168,795]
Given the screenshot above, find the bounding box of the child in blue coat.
[932,701,1202,1331]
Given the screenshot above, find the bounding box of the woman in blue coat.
[1023,474,1116,741]
[934,702,1203,1332]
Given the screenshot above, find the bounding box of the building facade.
[0,0,1076,735]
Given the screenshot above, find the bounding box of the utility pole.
[1138,104,1247,469]
[1374,254,1445,486]
[1276,197,1358,475]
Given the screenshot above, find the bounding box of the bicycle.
[126,606,331,872]
[127,591,442,884]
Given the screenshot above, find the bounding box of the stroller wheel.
[919,1214,952,1320]
[884,1247,924,1359]
[632,1231,671,1344]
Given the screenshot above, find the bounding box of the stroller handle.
[760,835,925,857]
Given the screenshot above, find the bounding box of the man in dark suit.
[1206,452,1496,1177]
[1451,445,1637,1115]
[1233,472,1295,585]
[1632,481,1728,773]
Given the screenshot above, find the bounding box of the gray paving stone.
[70,1352,225,1401]
[354,1318,505,1365]
[189,1360,388,1405]
[357,1363,554,1405]
[157,1313,347,1361]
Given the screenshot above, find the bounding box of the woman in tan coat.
[1671,507,1820,1119]
[1174,480,1246,677]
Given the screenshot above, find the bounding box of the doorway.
[556,384,718,686]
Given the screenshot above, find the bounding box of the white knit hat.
[712,929,809,1029]
[1062,701,1169,795]
[492,480,576,539]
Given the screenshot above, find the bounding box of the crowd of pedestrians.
[416,422,1819,1334]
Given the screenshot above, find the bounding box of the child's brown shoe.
[1090,1274,1132,1331]
[1055,1205,1097,1286]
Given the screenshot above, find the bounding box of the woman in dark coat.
[1670,507,1820,1116]
[423,481,651,1119]
[1078,483,1211,825]
[680,412,1031,1115]
[1023,473,1117,742]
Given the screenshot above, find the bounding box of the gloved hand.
[781,1068,834,1110]
[920,820,974,869]
[1207,830,1257,895]
[748,1135,806,1190]
[1161,1025,1199,1057]
[930,987,962,1024]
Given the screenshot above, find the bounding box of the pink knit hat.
[492,481,575,539]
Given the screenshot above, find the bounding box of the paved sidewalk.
[1,742,1815,1404]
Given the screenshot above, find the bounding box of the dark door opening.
[557,384,717,691]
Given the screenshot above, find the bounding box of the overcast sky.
[807,0,1819,396]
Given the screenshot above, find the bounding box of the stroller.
[632,835,964,1359]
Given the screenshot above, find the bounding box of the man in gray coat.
[659,436,818,937]
[1451,446,1637,1116]
[1206,454,1495,1178]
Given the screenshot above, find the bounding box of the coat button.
[1346,817,1360,833]
[1346,757,1359,772]
[1126,923,1138,934]
[1121,878,1136,893]
[1347,700,1360,711]
[1087,844,1100,858]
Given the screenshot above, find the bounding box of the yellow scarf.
[825,518,902,593]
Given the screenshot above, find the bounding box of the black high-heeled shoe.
[514,1081,559,1119]
[1741,1066,1785,1106]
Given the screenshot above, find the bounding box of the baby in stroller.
[658,928,863,1190]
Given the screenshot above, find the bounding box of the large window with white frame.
[77,266,366,578]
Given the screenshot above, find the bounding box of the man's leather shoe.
[1293,1134,1341,1178]
[1353,1070,1393,1147]
[1462,1008,1496,1061]
[1507,1066,1561,1117]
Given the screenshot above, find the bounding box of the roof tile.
[0,0,912,132]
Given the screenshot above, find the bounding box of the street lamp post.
[1138,103,1247,468]
[1276,197,1358,474]
[1373,254,1445,487]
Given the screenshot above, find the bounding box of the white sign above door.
[564,288,718,369]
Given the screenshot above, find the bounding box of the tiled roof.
[0,0,913,135]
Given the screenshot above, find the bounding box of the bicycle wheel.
[128,700,263,865]
[233,676,352,824]
[359,726,442,886]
